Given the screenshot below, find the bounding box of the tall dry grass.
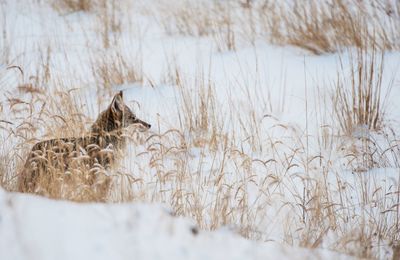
[256,0,400,54]
[333,47,392,135]
[51,0,95,13]
[154,0,400,54]
[90,48,143,89]
[0,2,10,64]
[154,0,237,52]
[331,46,397,174]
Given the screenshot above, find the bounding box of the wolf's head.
[91,91,151,134]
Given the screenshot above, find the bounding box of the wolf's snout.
[143,122,151,129]
[137,120,151,129]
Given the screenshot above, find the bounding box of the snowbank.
[0,189,350,260]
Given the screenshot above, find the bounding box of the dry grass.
[52,0,95,13]
[52,0,122,49]
[155,0,400,54]
[95,0,122,49]
[333,47,392,135]
[155,0,237,52]
[257,0,400,54]
[0,2,10,64]
[90,48,143,89]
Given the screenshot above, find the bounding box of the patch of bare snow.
[0,188,351,260]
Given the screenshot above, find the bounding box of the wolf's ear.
[110,91,124,113]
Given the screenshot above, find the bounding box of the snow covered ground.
[0,187,352,260]
[1,0,400,259]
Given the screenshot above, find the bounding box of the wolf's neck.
[90,127,123,137]
[88,128,126,150]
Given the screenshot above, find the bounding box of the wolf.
[17,91,151,196]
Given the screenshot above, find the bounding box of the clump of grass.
[155,0,237,52]
[257,0,400,54]
[96,0,122,49]
[52,0,95,13]
[176,72,220,149]
[91,49,143,89]
[333,48,392,135]
[156,1,213,37]
[259,1,339,54]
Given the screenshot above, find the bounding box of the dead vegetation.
[154,0,400,54]
[90,48,143,89]
[333,47,392,135]
[257,0,400,54]
[52,0,95,13]
[154,0,237,52]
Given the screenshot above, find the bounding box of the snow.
[0,188,350,260]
